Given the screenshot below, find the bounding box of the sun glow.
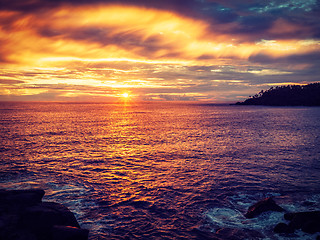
[122,92,129,98]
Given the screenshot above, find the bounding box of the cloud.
[0,79,25,84]
[1,2,319,62]
[249,51,320,65]
[0,0,320,102]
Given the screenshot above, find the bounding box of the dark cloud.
[235,15,275,34]
[0,0,56,12]
[197,54,216,60]
[0,0,196,14]
[0,79,25,84]
[36,26,176,59]
[249,52,320,65]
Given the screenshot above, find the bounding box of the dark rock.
[244,197,284,218]
[0,189,45,207]
[216,227,264,239]
[191,227,220,240]
[21,201,80,235]
[301,220,320,234]
[274,223,294,234]
[52,225,89,240]
[0,189,88,240]
[284,212,295,221]
[285,211,320,232]
[316,235,320,240]
[41,202,80,228]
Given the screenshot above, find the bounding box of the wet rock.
[244,197,284,219]
[284,212,296,221]
[0,189,88,240]
[191,227,220,240]
[21,202,80,239]
[285,211,320,233]
[52,225,89,240]
[274,223,294,234]
[41,202,80,228]
[0,189,45,207]
[216,227,264,239]
[302,220,320,234]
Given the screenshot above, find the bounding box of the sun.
[121,92,129,98]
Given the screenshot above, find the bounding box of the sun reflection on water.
[1,102,320,239]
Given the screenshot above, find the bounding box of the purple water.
[1,102,320,239]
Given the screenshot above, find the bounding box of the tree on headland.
[235,82,320,106]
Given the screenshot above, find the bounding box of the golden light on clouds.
[0,2,320,102]
[3,4,319,65]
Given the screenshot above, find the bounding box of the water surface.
[1,102,320,239]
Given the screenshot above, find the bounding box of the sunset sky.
[1,0,319,102]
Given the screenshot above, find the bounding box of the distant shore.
[235,83,320,106]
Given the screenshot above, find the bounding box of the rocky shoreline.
[0,189,89,240]
[244,197,320,239]
[1,189,320,240]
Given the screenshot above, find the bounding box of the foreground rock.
[284,211,320,234]
[0,189,89,240]
[0,189,45,206]
[273,222,295,234]
[244,197,320,238]
[244,197,285,218]
[274,211,320,235]
[215,227,264,239]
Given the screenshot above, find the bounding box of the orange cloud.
[1,3,320,102]
[268,18,311,38]
[1,4,320,66]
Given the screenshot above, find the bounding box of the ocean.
[1,101,320,239]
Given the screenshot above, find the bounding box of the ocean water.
[1,102,320,239]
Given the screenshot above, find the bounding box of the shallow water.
[1,102,320,239]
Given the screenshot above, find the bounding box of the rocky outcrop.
[215,227,264,240]
[245,197,320,238]
[0,189,89,240]
[274,211,320,235]
[244,197,285,219]
[273,222,294,234]
[0,189,45,206]
[284,211,320,234]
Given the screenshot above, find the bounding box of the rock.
[284,212,295,221]
[285,211,320,233]
[216,227,264,239]
[52,225,89,240]
[41,202,80,228]
[244,197,284,219]
[302,220,320,234]
[0,189,45,207]
[274,223,294,234]
[191,227,221,240]
[0,189,88,240]
[21,201,80,238]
